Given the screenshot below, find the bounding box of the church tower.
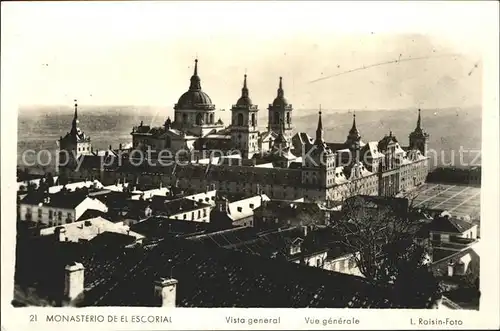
[268,77,293,140]
[409,109,429,155]
[345,113,361,150]
[302,109,336,191]
[173,59,222,136]
[230,74,260,158]
[58,100,92,167]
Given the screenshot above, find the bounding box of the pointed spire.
[416,108,422,130]
[189,58,201,90]
[241,74,249,98]
[346,111,361,143]
[71,99,79,134]
[74,99,78,120]
[315,106,324,145]
[277,76,284,98]
[350,112,357,134]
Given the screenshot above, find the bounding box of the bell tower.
[409,109,429,156]
[268,77,293,139]
[230,74,260,158]
[58,100,92,168]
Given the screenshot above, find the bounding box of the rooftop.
[39,217,144,242]
[20,191,92,209]
[130,216,216,240]
[13,235,438,308]
[429,214,476,234]
[150,196,212,216]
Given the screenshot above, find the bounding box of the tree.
[331,195,440,307]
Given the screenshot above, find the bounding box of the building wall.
[170,207,210,223]
[292,251,328,268]
[430,225,478,243]
[323,254,363,277]
[20,204,75,226]
[65,145,429,203]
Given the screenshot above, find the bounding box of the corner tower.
[58,100,92,167]
[302,109,336,192]
[409,109,429,156]
[230,74,260,158]
[268,77,293,140]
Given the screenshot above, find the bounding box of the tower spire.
[315,106,324,145]
[241,74,249,98]
[74,99,78,120]
[71,99,79,134]
[416,108,422,130]
[350,112,357,133]
[346,111,361,144]
[189,58,201,90]
[277,76,284,98]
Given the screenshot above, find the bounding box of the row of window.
[25,208,72,223]
[77,146,90,152]
[173,208,208,220]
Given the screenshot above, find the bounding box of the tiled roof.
[89,231,138,248]
[256,200,326,225]
[20,191,89,209]
[39,217,144,242]
[130,216,214,240]
[429,215,475,234]
[150,197,211,216]
[14,232,438,308]
[344,195,409,213]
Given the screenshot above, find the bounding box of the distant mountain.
[17,105,481,172]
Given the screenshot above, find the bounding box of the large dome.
[177,90,213,109]
[174,59,215,111]
[236,96,252,106]
[272,96,288,107]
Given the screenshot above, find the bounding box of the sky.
[1,1,495,111]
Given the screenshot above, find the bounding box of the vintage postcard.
[1,1,499,330]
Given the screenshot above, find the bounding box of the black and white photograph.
[2,1,499,330]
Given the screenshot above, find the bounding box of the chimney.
[119,143,122,150]
[210,183,216,191]
[154,277,178,307]
[447,261,455,277]
[303,225,308,237]
[54,226,67,242]
[64,262,85,304]
[206,185,209,193]
[216,196,229,213]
